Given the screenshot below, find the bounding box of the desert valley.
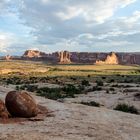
[0,0,140,139]
[0,50,139,140]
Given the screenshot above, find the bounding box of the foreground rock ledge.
[5,91,38,118]
[0,99,9,119]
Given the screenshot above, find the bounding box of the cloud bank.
[0,0,139,54]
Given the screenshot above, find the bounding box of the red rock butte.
[3,50,140,65]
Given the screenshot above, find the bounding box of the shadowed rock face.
[0,99,9,119]
[95,52,119,65]
[5,91,38,118]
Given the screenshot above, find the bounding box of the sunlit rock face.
[58,51,71,64]
[95,52,119,65]
[23,50,46,58]
[21,50,140,65]
[5,55,12,61]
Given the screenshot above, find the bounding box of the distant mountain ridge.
[1,50,140,65]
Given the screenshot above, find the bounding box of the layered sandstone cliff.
[5,55,12,61]
[95,52,119,65]
[19,50,140,65]
[58,51,71,64]
[23,50,46,58]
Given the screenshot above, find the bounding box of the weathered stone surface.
[58,51,71,64]
[23,50,46,58]
[5,55,12,61]
[95,52,119,65]
[0,99,9,119]
[5,91,38,118]
[20,50,140,65]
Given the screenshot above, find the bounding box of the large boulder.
[0,99,9,119]
[5,91,38,118]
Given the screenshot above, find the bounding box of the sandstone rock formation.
[58,51,71,64]
[0,99,9,119]
[23,50,46,58]
[5,55,12,61]
[19,50,140,65]
[95,52,119,65]
[5,91,38,118]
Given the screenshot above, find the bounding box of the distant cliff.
[3,50,140,65]
[23,50,46,58]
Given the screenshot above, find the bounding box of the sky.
[0,0,140,55]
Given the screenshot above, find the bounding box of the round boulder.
[0,99,9,119]
[5,91,38,118]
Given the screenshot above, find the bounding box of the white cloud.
[0,0,139,53]
[121,11,140,28]
[55,0,137,23]
[0,32,17,54]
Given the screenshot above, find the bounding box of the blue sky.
[0,0,140,55]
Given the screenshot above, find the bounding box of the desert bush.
[106,89,109,94]
[112,84,133,88]
[114,103,139,114]
[78,85,85,91]
[19,84,38,92]
[109,79,115,83]
[124,78,133,83]
[109,87,115,91]
[96,80,104,86]
[81,80,90,86]
[37,87,63,100]
[63,84,81,96]
[81,101,100,107]
[111,84,119,87]
[26,85,38,92]
[36,84,82,100]
[16,85,20,91]
[134,93,140,99]
[92,86,102,91]
[87,75,91,78]
[70,77,77,81]
[102,76,106,79]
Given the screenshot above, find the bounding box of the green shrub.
[87,75,91,78]
[109,79,115,83]
[37,87,63,100]
[96,80,104,86]
[81,101,100,107]
[81,80,90,86]
[63,84,81,96]
[102,76,106,79]
[36,84,81,100]
[16,85,20,91]
[106,89,109,94]
[109,87,115,91]
[114,104,139,114]
[92,86,102,91]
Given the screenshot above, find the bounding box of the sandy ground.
[64,83,140,110]
[0,86,140,140]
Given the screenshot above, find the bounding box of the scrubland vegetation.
[0,60,139,115]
